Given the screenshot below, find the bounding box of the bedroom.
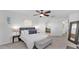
[0,10,79,49]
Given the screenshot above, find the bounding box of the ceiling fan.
[33,10,51,17]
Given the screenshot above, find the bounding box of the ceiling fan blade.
[36,10,40,13]
[40,10,43,11]
[45,11,51,13]
[44,14,49,17]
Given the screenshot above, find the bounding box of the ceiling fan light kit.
[40,14,44,17]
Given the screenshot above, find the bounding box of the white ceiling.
[9,10,79,18]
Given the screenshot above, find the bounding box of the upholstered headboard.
[19,27,37,36]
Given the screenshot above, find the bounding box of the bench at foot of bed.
[35,38,52,49]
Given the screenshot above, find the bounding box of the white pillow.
[21,30,28,36]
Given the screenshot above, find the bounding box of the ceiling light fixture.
[33,10,51,17]
[40,14,44,17]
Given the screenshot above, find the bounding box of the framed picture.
[7,17,11,24]
[45,27,51,33]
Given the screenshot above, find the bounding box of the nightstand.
[12,35,21,43]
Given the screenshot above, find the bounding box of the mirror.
[70,24,77,41]
[68,21,79,44]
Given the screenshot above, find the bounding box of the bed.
[19,27,52,49]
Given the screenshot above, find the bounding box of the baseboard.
[0,40,11,45]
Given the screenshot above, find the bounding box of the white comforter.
[20,32,48,49]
